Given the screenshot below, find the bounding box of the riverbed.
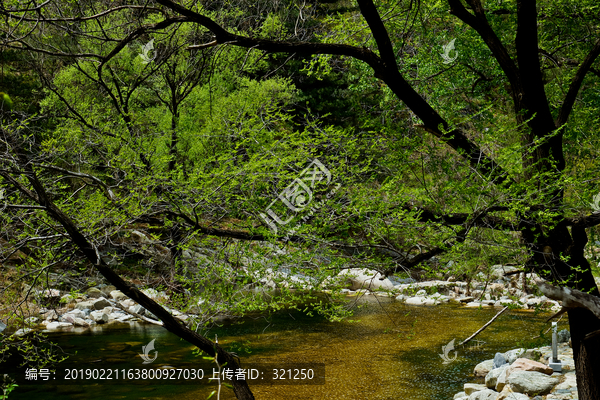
[3,296,559,399]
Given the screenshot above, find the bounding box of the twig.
[459,306,508,346]
[534,314,564,338]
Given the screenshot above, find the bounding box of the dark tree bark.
[145,1,600,397]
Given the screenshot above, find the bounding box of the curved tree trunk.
[568,308,600,400]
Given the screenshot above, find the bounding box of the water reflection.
[5,296,554,400]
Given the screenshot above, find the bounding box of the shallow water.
[3,296,560,400]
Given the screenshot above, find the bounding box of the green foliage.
[0,382,17,400]
[2,3,600,391]
[0,93,12,111]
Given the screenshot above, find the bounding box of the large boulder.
[509,358,553,375]
[494,367,510,392]
[490,265,521,279]
[474,359,495,377]
[75,300,95,310]
[493,352,508,369]
[506,370,559,395]
[485,365,509,389]
[92,298,111,310]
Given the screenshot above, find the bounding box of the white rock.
[495,367,510,392]
[72,317,88,326]
[339,268,396,290]
[110,290,127,301]
[465,302,485,307]
[464,383,487,395]
[474,359,495,377]
[405,296,438,305]
[66,309,86,319]
[485,364,509,389]
[507,370,559,395]
[15,328,33,336]
[102,306,114,314]
[90,311,109,323]
[504,349,525,364]
[129,304,145,315]
[108,312,123,320]
[468,389,498,400]
[496,390,529,400]
[120,299,135,307]
[45,321,72,330]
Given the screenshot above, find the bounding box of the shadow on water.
[2,296,559,400]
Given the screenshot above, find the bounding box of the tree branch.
[556,38,600,127]
[535,279,600,320]
[447,0,520,95]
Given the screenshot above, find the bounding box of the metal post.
[549,321,562,372]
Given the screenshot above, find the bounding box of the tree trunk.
[537,224,600,400]
[568,308,600,400]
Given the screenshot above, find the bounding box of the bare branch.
[460,306,509,346]
[556,39,600,127]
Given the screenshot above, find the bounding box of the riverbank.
[454,341,577,400]
[2,297,560,400]
[7,264,575,335]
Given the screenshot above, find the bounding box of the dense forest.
[1,1,600,399]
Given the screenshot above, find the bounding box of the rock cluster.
[8,264,570,335]
[343,265,563,312]
[453,342,577,400]
[13,285,191,334]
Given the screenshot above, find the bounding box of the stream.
[3,296,558,399]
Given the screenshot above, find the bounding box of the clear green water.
[4,297,558,400]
